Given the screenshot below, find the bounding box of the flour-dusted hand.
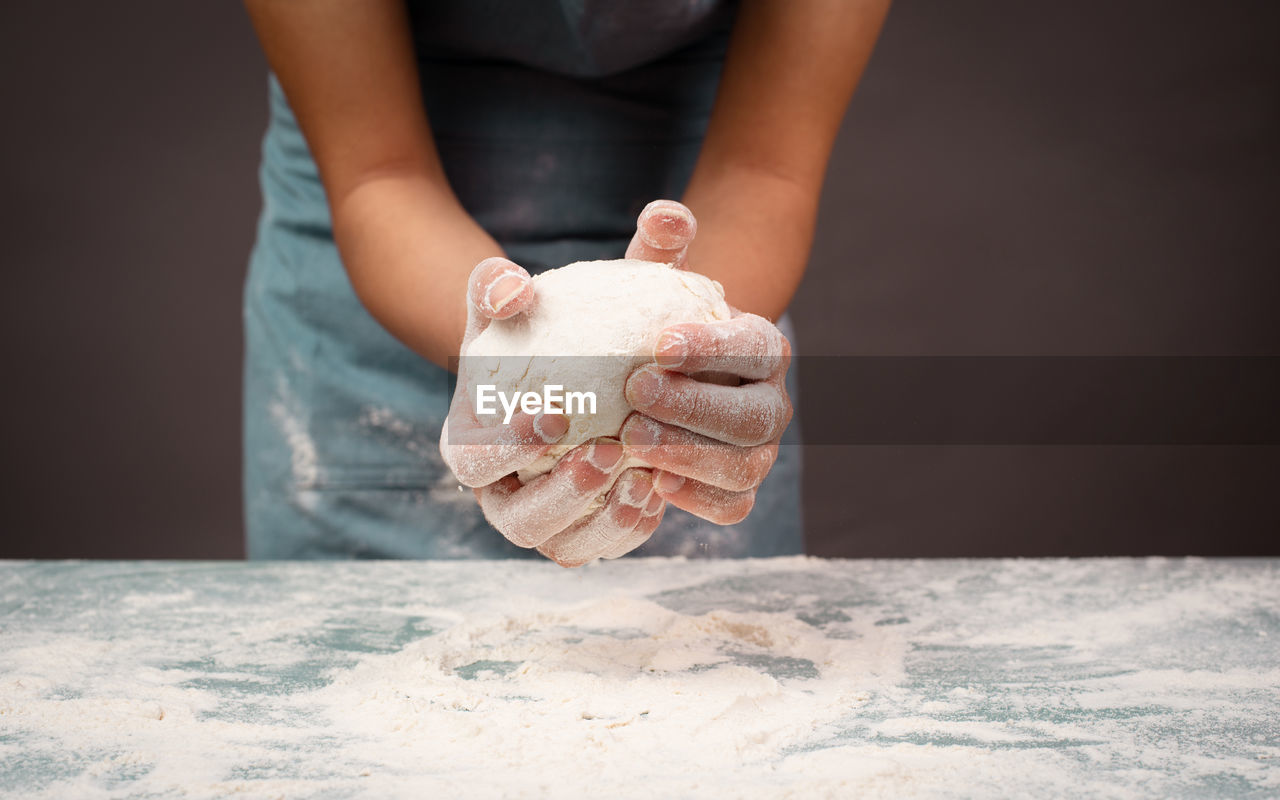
[476,439,628,547]
[440,257,569,488]
[476,449,666,566]
[620,204,794,524]
[538,468,667,565]
[630,313,791,446]
[445,203,711,566]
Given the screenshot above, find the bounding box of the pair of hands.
[440,201,792,567]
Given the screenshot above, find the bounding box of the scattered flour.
[319,593,898,776]
[2,558,1277,798]
[267,375,319,489]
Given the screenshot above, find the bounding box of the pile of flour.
[318,593,901,782]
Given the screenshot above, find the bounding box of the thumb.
[624,200,697,268]
[465,256,534,341]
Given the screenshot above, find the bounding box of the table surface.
[1,557,1277,798]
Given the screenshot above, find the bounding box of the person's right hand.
[439,255,570,488]
[439,254,669,567]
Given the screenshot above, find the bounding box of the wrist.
[681,163,817,320]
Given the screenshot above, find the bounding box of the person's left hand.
[619,201,794,526]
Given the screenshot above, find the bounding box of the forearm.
[333,171,502,368]
[682,164,816,321]
[681,0,891,320]
[246,0,491,368]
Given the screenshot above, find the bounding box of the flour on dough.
[461,258,731,485]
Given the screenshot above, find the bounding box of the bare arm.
[610,2,891,531]
[684,0,892,320]
[244,0,501,367]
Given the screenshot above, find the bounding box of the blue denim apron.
[243,0,802,559]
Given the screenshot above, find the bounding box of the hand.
[440,202,703,566]
[620,203,794,525]
[439,255,568,489]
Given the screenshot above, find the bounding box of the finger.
[651,471,756,525]
[625,366,792,447]
[537,468,657,567]
[653,314,790,381]
[620,414,777,492]
[466,257,534,337]
[441,410,569,488]
[600,493,666,560]
[476,439,627,549]
[624,200,697,267]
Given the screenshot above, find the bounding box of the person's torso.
[403,0,736,268]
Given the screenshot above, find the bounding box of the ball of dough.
[461,258,732,484]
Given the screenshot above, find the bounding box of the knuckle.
[672,322,708,350]
[498,415,537,446]
[764,387,792,438]
[730,411,776,447]
[736,313,771,337]
[760,317,785,347]
[718,387,787,446]
[772,397,794,439]
[449,459,489,489]
[719,474,754,493]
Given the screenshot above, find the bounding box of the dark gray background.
[1,2,1276,559]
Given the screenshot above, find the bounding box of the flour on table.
[3,558,1278,799]
[320,592,898,776]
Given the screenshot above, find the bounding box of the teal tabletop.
[1,558,1277,798]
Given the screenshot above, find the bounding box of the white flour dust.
[267,375,319,490]
[321,593,899,776]
[2,558,1278,798]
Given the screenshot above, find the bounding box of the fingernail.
[639,200,696,250]
[534,412,569,443]
[626,368,663,410]
[586,439,624,471]
[644,492,664,515]
[622,418,657,447]
[626,473,654,505]
[655,471,686,494]
[487,274,525,312]
[654,331,687,367]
